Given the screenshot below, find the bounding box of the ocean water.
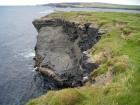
[0,6,140,105]
[0,6,55,105]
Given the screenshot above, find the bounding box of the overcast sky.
[0,0,140,6]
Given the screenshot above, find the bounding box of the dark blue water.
[0,6,55,105]
[0,6,140,105]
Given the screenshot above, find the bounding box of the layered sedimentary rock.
[33,17,101,87]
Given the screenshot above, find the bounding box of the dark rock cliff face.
[33,18,101,88]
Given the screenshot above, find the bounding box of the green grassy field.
[26,12,140,105]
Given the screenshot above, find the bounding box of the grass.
[27,12,140,105]
[26,89,84,105]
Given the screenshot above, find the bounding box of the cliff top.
[36,11,140,30]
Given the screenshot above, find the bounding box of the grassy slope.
[27,12,140,105]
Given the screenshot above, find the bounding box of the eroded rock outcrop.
[33,18,101,87]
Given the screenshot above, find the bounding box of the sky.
[0,0,140,6]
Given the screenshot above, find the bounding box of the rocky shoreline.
[32,17,103,88]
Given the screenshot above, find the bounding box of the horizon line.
[0,2,140,6]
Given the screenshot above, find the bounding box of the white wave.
[24,52,35,58]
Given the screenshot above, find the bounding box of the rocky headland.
[32,16,103,87]
[27,12,140,105]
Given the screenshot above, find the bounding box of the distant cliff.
[43,2,140,10]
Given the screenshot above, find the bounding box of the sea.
[0,6,139,105]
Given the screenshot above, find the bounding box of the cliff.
[32,17,102,87]
[27,12,140,105]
